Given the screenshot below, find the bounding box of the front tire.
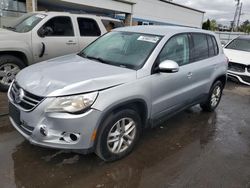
[95,109,142,162]
[200,81,223,112]
[0,55,25,92]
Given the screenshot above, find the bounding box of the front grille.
[240,75,250,84]
[10,82,44,111]
[228,62,246,73]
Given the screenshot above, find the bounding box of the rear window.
[77,18,101,36]
[101,19,124,32]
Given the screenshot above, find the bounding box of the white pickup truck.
[0,12,124,91]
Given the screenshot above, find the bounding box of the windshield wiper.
[3,26,16,31]
[85,55,112,65]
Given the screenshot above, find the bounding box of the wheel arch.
[93,99,149,147]
[213,74,227,88]
[0,51,29,67]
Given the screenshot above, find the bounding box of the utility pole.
[236,2,243,31]
[232,0,241,31]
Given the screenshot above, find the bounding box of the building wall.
[133,0,204,28]
[61,0,134,14]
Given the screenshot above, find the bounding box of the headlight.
[46,92,98,113]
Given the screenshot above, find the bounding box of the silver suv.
[8,26,228,161]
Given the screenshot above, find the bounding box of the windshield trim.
[78,31,163,70]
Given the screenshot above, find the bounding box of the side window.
[191,33,209,62]
[42,16,74,37]
[211,36,219,55]
[77,18,101,36]
[207,35,216,57]
[101,19,124,32]
[158,34,190,66]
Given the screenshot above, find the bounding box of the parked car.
[224,36,250,86]
[0,12,124,91]
[8,26,228,161]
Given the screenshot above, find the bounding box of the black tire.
[0,55,25,92]
[200,81,223,112]
[95,109,142,162]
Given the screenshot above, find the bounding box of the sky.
[174,0,250,25]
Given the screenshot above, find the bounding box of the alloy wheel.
[107,118,137,154]
[210,86,222,107]
[0,63,20,86]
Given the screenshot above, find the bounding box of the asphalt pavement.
[0,81,250,188]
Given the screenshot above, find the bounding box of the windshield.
[226,38,250,52]
[4,13,46,33]
[79,31,162,69]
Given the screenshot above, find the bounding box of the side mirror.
[38,26,53,38]
[158,60,179,73]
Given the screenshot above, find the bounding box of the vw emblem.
[14,88,24,104]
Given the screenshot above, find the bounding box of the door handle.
[187,72,193,79]
[66,40,77,45]
[39,42,46,58]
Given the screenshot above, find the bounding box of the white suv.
[0,12,123,91]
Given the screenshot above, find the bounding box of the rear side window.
[191,33,209,62]
[207,35,219,57]
[77,18,101,36]
[207,35,216,57]
[211,36,219,55]
[101,19,124,32]
[42,16,74,36]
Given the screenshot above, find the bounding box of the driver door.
[32,16,79,63]
[151,34,193,119]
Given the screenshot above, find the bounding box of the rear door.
[32,16,79,63]
[187,33,219,101]
[76,17,102,50]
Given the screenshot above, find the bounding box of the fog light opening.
[62,133,80,143]
[70,134,78,142]
[40,125,48,136]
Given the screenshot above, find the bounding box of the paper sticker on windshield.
[35,14,46,19]
[137,36,160,43]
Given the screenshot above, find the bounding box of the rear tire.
[0,55,25,92]
[95,109,142,162]
[200,81,223,112]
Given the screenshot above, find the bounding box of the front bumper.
[8,94,102,151]
[227,70,250,86]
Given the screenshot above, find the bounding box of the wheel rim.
[0,63,20,86]
[210,86,221,107]
[107,118,137,154]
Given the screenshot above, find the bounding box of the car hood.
[0,28,19,38]
[16,54,137,97]
[224,48,250,65]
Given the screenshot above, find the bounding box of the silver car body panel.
[9,26,228,151]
